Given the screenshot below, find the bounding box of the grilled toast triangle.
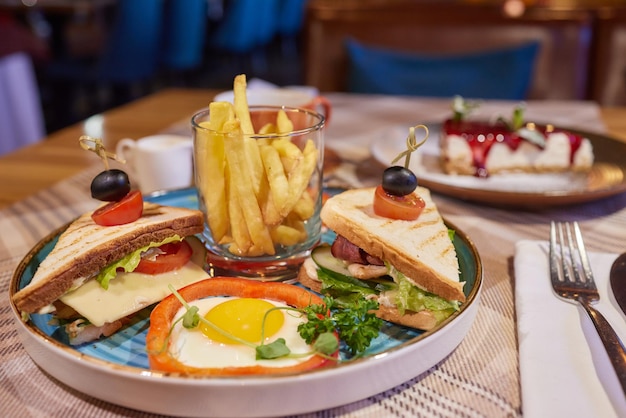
[320,187,464,302]
[12,202,204,314]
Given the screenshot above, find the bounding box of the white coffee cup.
[213,87,332,124]
[115,134,193,194]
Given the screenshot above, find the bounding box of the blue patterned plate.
[10,188,482,418]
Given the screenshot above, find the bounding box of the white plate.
[10,189,482,418]
[370,124,626,207]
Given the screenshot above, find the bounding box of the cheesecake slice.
[440,100,594,177]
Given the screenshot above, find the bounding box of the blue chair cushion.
[161,0,208,70]
[345,39,540,100]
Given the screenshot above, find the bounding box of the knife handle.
[581,302,626,395]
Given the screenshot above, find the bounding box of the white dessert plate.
[10,188,482,418]
[370,124,626,207]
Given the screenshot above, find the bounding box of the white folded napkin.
[515,240,626,418]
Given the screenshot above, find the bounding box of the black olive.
[382,166,417,196]
[91,169,131,201]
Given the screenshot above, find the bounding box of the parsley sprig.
[298,296,382,356]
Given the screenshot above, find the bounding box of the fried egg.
[169,296,314,368]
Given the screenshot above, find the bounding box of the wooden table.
[0,89,217,208]
[3,89,626,417]
[1,88,625,210]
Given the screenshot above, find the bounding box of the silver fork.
[550,221,626,394]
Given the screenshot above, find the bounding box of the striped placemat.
[2,95,624,417]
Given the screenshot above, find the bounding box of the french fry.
[260,144,290,214]
[245,244,267,257]
[258,123,277,135]
[285,213,307,237]
[276,212,308,246]
[233,75,265,197]
[270,224,304,247]
[222,120,253,254]
[276,110,294,134]
[280,139,318,217]
[232,75,254,135]
[223,120,275,256]
[291,189,315,220]
[255,124,273,147]
[196,101,233,243]
[217,156,233,246]
[208,101,235,130]
[272,137,303,173]
[257,172,282,226]
[227,180,251,256]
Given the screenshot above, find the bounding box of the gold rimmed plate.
[370,124,626,208]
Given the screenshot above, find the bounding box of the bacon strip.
[330,235,384,266]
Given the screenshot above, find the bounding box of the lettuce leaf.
[316,269,378,307]
[387,264,460,322]
[95,235,182,290]
[314,261,460,324]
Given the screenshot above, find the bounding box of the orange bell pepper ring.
[146,277,338,376]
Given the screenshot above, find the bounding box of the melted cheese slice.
[59,261,209,327]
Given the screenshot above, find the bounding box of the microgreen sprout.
[79,135,125,170]
[496,102,526,131]
[495,103,546,147]
[511,103,525,131]
[451,95,481,122]
[390,124,429,169]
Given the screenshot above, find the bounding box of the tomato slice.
[91,190,143,226]
[373,185,425,220]
[134,239,193,274]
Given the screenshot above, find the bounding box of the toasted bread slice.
[13,202,204,314]
[320,187,464,302]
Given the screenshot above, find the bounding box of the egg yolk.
[199,298,285,345]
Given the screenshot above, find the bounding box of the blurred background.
[0,0,625,148]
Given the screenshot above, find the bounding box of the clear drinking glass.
[192,106,325,281]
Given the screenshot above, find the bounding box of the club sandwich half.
[298,187,465,330]
[12,202,208,344]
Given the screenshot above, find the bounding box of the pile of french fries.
[195,75,320,257]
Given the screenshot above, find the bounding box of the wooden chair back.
[589,7,626,106]
[303,0,593,100]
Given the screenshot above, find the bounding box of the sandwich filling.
[305,241,460,327]
[50,236,208,345]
